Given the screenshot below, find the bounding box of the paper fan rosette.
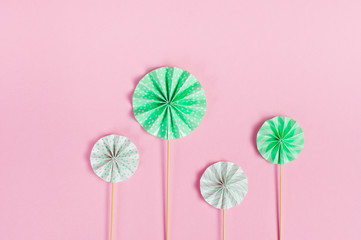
[132,66,206,240]
[90,134,139,240]
[256,116,304,240]
[200,161,248,209]
[257,116,304,165]
[91,134,139,182]
[133,66,206,140]
[200,161,248,240]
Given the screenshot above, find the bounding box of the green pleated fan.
[133,67,207,140]
[257,116,304,165]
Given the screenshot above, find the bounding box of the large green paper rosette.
[90,135,139,183]
[200,161,248,210]
[257,116,304,165]
[133,67,206,140]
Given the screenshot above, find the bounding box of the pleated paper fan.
[90,134,139,240]
[256,116,304,240]
[90,134,139,183]
[133,66,207,140]
[132,66,207,240]
[257,116,304,165]
[200,161,248,210]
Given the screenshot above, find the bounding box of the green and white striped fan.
[257,116,304,165]
[256,116,304,240]
[90,134,139,240]
[200,161,248,240]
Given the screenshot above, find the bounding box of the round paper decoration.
[90,134,139,183]
[133,66,207,140]
[200,161,248,210]
[257,116,304,165]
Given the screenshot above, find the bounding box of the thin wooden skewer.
[279,164,282,240]
[166,140,170,240]
[111,183,115,240]
[223,209,225,240]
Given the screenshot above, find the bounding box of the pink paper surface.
[1,1,361,239]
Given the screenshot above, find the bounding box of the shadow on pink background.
[1,1,361,239]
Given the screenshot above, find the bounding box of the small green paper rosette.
[257,116,304,165]
[133,67,207,140]
[200,161,248,210]
[90,135,139,183]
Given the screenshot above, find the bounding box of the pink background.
[1,1,361,239]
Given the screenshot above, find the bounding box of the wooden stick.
[111,183,114,240]
[279,164,282,240]
[166,140,170,240]
[223,209,225,240]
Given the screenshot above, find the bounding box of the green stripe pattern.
[90,135,139,183]
[257,116,304,165]
[133,67,207,140]
[200,161,248,210]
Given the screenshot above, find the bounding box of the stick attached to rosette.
[133,66,207,240]
[90,134,140,240]
[200,161,248,240]
[256,116,304,240]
